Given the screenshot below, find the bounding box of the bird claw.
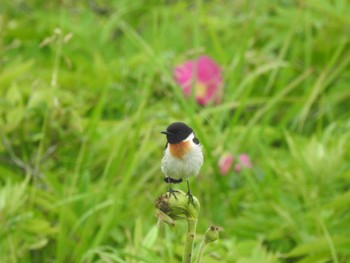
[168,188,179,200]
[186,191,194,205]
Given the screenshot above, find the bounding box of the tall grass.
[1,0,350,262]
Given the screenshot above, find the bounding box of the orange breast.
[169,141,191,159]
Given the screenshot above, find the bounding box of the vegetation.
[1,0,350,262]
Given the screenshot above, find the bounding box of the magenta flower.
[238,154,253,169]
[234,163,242,173]
[218,153,234,176]
[218,153,253,175]
[174,56,223,106]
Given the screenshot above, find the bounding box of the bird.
[161,122,203,202]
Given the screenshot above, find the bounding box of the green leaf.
[28,238,49,250]
[0,60,34,88]
[142,225,158,249]
[286,236,350,257]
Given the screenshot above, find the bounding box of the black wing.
[193,137,200,145]
[164,177,183,184]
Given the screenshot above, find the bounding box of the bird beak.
[161,130,170,135]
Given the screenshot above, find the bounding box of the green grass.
[1,0,350,262]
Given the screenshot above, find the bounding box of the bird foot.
[167,187,179,200]
[186,191,194,205]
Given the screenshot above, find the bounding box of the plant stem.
[194,239,207,263]
[182,218,198,263]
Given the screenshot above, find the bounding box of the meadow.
[1,0,350,262]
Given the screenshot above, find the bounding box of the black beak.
[161,130,171,135]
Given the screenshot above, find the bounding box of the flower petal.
[234,163,241,173]
[195,56,223,105]
[218,153,234,176]
[174,61,195,96]
[238,154,253,169]
[174,55,223,106]
[196,56,222,83]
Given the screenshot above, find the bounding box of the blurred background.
[1,0,350,262]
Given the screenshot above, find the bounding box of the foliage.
[1,0,350,262]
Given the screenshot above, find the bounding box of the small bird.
[161,122,204,202]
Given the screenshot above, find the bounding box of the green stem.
[182,218,198,263]
[194,240,207,263]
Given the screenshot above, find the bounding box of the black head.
[161,122,193,144]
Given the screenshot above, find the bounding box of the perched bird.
[161,122,203,202]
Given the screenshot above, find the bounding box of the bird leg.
[166,179,179,200]
[186,180,194,205]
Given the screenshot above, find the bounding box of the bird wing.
[193,137,200,145]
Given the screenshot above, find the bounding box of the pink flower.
[218,153,234,176]
[218,153,253,175]
[234,163,241,173]
[238,154,253,169]
[174,56,223,106]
